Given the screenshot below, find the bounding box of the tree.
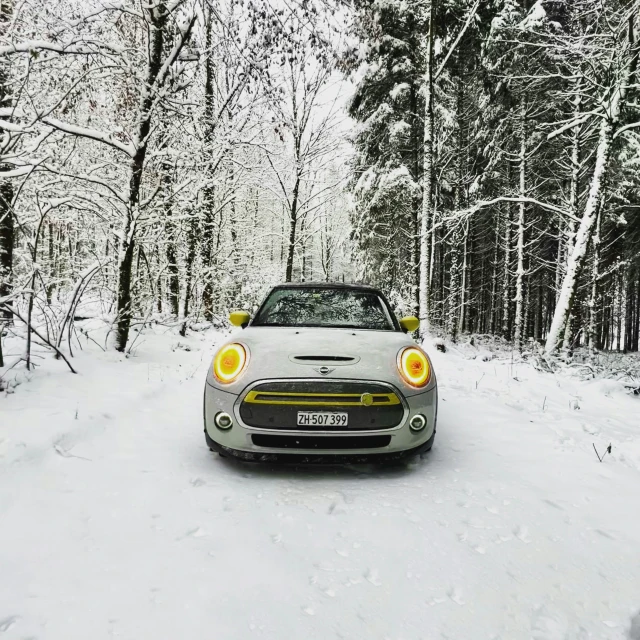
[546,8,640,354]
[6,0,197,350]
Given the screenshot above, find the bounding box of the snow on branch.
[154,12,197,91]
[430,197,576,234]
[546,113,594,140]
[0,119,35,134]
[0,163,45,178]
[42,117,135,157]
[614,120,640,138]
[0,39,123,57]
[434,0,481,81]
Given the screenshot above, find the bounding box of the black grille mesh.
[251,435,392,449]
[239,381,405,431]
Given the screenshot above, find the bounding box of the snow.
[389,83,410,101]
[519,0,547,31]
[389,120,411,143]
[2,328,640,639]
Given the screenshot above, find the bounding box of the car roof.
[271,282,382,293]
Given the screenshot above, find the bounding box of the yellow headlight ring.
[213,343,248,383]
[398,346,431,388]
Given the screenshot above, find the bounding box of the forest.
[1,0,640,369]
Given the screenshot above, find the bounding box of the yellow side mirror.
[229,310,251,328]
[399,316,420,333]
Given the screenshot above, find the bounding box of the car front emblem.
[315,366,335,376]
[360,393,374,407]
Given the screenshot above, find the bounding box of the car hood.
[206,326,436,397]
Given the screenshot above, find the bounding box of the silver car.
[203,283,438,462]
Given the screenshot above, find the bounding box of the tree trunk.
[554,234,563,306]
[162,159,180,318]
[285,173,301,283]
[0,178,12,321]
[513,99,527,351]
[561,91,582,350]
[26,210,49,370]
[523,276,531,347]
[616,272,623,352]
[501,200,511,339]
[418,0,434,335]
[545,119,614,354]
[409,82,421,316]
[534,278,542,342]
[227,162,241,302]
[300,213,307,282]
[458,220,469,337]
[448,229,461,341]
[46,222,57,304]
[114,3,167,351]
[490,212,500,334]
[624,272,633,352]
[0,0,14,324]
[200,10,217,322]
[631,275,640,351]
[448,59,466,342]
[180,213,199,336]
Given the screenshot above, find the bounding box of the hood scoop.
[289,354,361,366]
[294,355,355,362]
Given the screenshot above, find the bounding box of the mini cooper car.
[203,283,438,461]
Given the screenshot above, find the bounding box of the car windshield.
[252,287,396,330]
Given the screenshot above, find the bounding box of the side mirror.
[399,316,419,333]
[229,310,251,328]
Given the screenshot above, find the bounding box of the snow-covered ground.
[1,327,640,639]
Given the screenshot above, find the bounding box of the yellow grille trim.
[243,391,401,407]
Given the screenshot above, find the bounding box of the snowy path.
[1,331,640,639]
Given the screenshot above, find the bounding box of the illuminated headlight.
[398,347,431,388]
[409,414,427,432]
[213,343,248,384]
[214,412,233,430]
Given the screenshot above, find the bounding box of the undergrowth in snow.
[440,333,640,394]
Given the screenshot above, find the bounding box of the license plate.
[297,412,348,427]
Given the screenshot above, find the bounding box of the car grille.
[239,381,405,431]
[251,435,392,450]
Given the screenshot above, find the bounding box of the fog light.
[410,414,427,432]
[214,412,233,430]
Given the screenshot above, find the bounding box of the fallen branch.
[592,443,612,463]
[78,327,106,352]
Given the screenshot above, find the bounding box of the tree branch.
[42,117,135,156]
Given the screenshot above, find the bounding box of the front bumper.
[203,378,437,460]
